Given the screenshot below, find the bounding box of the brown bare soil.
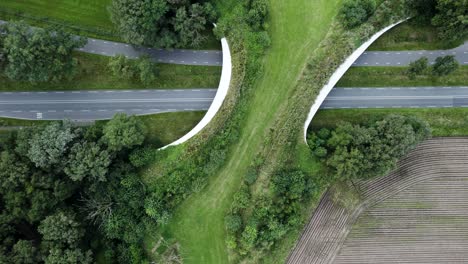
[287,138,468,264]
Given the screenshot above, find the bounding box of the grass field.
[311,108,468,137]
[160,0,342,263]
[368,19,466,51]
[0,0,113,30]
[0,52,221,91]
[336,66,468,87]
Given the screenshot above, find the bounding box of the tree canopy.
[109,0,216,48]
[0,115,150,263]
[339,0,376,28]
[308,115,431,181]
[1,21,86,83]
[432,0,468,41]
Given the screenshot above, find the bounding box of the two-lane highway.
[353,41,468,66]
[1,87,468,120]
[0,89,217,120]
[321,86,468,109]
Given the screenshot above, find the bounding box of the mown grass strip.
[0,52,221,91]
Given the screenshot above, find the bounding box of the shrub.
[407,57,428,79]
[108,54,136,79]
[244,168,258,185]
[225,214,243,233]
[339,0,376,28]
[432,55,459,76]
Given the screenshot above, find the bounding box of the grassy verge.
[310,108,468,136]
[0,52,221,91]
[368,19,466,51]
[138,111,205,147]
[158,1,343,263]
[336,66,468,87]
[0,111,204,148]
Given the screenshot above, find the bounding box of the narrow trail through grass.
[163,1,342,263]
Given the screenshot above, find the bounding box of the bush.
[407,57,428,79]
[432,55,459,76]
[244,168,258,185]
[339,0,376,28]
[225,214,243,233]
[108,54,136,79]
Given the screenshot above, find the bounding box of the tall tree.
[38,211,84,246]
[109,0,216,48]
[173,3,216,47]
[103,114,146,152]
[432,0,468,41]
[432,55,459,76]
[2,21,86,83]
[27,121,76,169]
[65,141,111,182]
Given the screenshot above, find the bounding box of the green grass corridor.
[161,0,342,263]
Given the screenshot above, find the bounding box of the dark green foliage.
[247,0,269,30]
[432,0,468,41]
[12,240,39,264]
[109,0,216,48]
[225,214,242,233]
[1,21,85,83]
[309,115,431,181]
[404,0,437,22]
[108,55,158,85]
[244,168,258,185]
[173,3,216,48]
[108,54,137,79]
[0,115,151,263]
[339,0,376,28]
[27,121,76,169]
[103,113,147,151]
[65,141,111,182]
[38,211,84,246]
[137,56,157,85]
[407,57,428,79]
[226,170,318,256]
[432,55,459,76]
[44,247,93,264]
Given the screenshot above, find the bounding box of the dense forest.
[0,114,149,263]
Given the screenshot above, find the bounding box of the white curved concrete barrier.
[161,36,232,149]
[303,20,406,142]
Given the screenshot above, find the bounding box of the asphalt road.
[2,87,468,120]
[321,86,468,109]
[354,41,468,66]
[0,20,223,66]
[0,89,217,120]
[80,39,222,66]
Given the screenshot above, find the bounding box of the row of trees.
[405,0,467,41]
[0,21,85,83]
[0,114,150,263]
[109,0,216,48]
[407,55,459,79]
